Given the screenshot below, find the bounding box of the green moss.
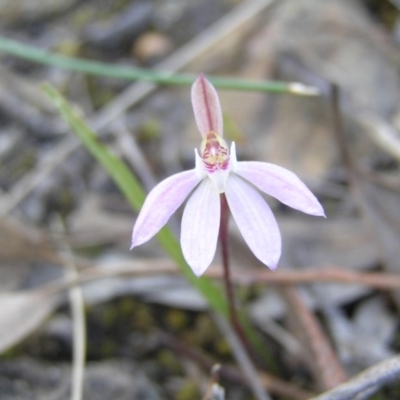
[182,313,217,349]
[133,303,155,332]
[175,381,200,400]
[214,338,231,357]
[118,297,136,316]
[157,349,182,374]
[164,309,189,331]
[101,304,118,327]
[1,344,23,360]
[100,340,118,358]
[369,378,400,399]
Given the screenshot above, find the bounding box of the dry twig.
[280,286,347,390]
[50,260,400,290]
[309,355,400,400]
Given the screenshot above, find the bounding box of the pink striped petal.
[131,170,200,248]
[225,174,281,269]
[181,179,220,276]
[191,74,223,137]
[235,162,325,216]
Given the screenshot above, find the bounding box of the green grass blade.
[0,36,318,95]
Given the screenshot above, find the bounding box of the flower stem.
[219,194,250,350]
[219,195,235,322]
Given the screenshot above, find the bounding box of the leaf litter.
[1,0,400,399]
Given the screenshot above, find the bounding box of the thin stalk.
[219,195,255,358]
[0,36,318,95]
[54,217,86,400]
[219,194,236,324]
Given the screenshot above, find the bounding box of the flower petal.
[131,170,200,248]
[235,162,325,216]
[191,74,223,137]
[225,174,281,269]
[181,178,220,276]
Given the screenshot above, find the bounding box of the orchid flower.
[131,75,325,276]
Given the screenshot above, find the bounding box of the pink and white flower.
[131,75,325,276]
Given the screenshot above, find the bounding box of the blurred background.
[1,0,400,399]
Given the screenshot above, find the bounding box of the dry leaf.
[0,290,59,354]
